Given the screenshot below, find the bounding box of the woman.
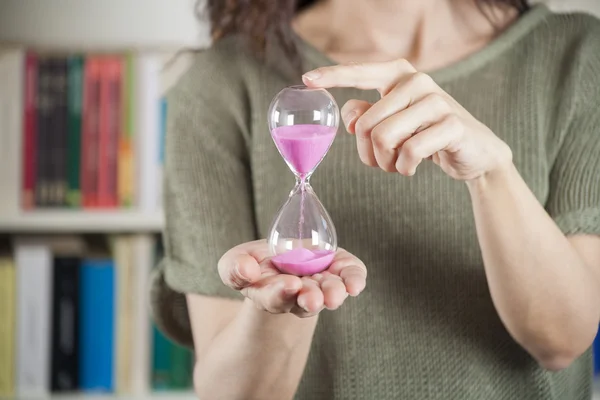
[150,0,600,398]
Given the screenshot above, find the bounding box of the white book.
[0,48,24,221]
[130,234,154,394]
[14,242,52,397]
[113,235,134,394]
[135,54,161,213]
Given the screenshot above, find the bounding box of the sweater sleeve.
[545,29,600,236]
[150,42,256,346]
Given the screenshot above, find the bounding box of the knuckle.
[443,114,463,131]
[402,140,420,159]
[412,71,434,87]
[426,92,449,113]
[395,58,414,71]
[354,118,370,138]
[370,126,388,148]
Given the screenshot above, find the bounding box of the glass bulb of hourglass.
[267,85,340,276]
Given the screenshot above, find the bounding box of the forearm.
[194,298,318,400]
[467,163,600,369]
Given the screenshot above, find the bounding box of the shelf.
[13,392,195,400]
[0,0,209,51]
[0,210,164,233]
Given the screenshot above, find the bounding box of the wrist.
[239,298,318,345]
[466,160,516,195]
[466,142,514,193]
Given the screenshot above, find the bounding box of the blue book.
[79,259,115,392]
[594,326,600,375]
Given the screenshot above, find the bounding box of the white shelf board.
[0,210,164,233]
[0,0,210,51]
[10,391,195,400]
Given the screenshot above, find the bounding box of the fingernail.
[302,71,321,81]
[284,287,298,295]
[298,299,310,313]
[234,263,246,280]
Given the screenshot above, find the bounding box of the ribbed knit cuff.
[553,207,600,236]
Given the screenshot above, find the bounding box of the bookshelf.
[0,210,164,233]
[23,393,196,400]
[0,2,205,399]
[0,0,209,51]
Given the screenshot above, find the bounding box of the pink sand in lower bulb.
[271,248,335,276]
[271,124,337,175]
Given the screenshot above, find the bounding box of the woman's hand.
[218,240,367,317]
[303,59,513,181]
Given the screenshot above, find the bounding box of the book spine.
[156,98,167,209]
[50,257,80,392]
[0,259,16,397]
[66,56,84,208]
[118,55,135,207]
[15,244,52,397]
[98,58,121,208]
[135,55,160,212]
[22,52,38,210]
[130,235,153,394]
[114,236,133,394]
[151,326,171,391]
[35,57,53,207]
[168,344,193,389]
[81,58,102,208]
[79,259,115,392]
[52,57,69,207]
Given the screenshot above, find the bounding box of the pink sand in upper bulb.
[271,248,335,276]
[271,124,337,175]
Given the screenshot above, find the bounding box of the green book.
[66,55,84,207]
[151,325,171,391]
[151,324,193,391]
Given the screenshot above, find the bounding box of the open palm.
[218,240,367,317]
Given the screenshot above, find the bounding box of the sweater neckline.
[294,3,551,84]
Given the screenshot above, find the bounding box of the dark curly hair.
[201,0,529,66]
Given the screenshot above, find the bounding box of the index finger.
[302,58,416,96]
[218,240,268,290]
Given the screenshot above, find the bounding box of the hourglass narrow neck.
[295,175,312,188]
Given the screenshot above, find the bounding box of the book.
[151,327,193,391]
[50,57,69,207]
[35,56,53,207]
[14,241,53,397]
[66,55,84,208]
[0,257,16,397]
[22,52,38,210]
[113,236,134,394]
[118,54,135,207]
[0,49,25,219]
[135,54,161,213]
[129,234,154,394]
[98,57,122,208]
[81,57,102,208]
[79,258,115,392]
[50,256,81,392]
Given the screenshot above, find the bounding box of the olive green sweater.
[150,5,600,399]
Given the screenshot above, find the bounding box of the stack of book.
[19,51,165,212]
[0,235,193,398]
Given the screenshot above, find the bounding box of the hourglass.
[267,85,340,276]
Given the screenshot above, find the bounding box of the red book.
[81,57,102,208]
[97,57,122,208]
[22,52,37,210]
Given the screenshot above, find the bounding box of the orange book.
[118,55,135,208]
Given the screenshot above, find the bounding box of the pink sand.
[271,248,335,276]
[271,124,336,175]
